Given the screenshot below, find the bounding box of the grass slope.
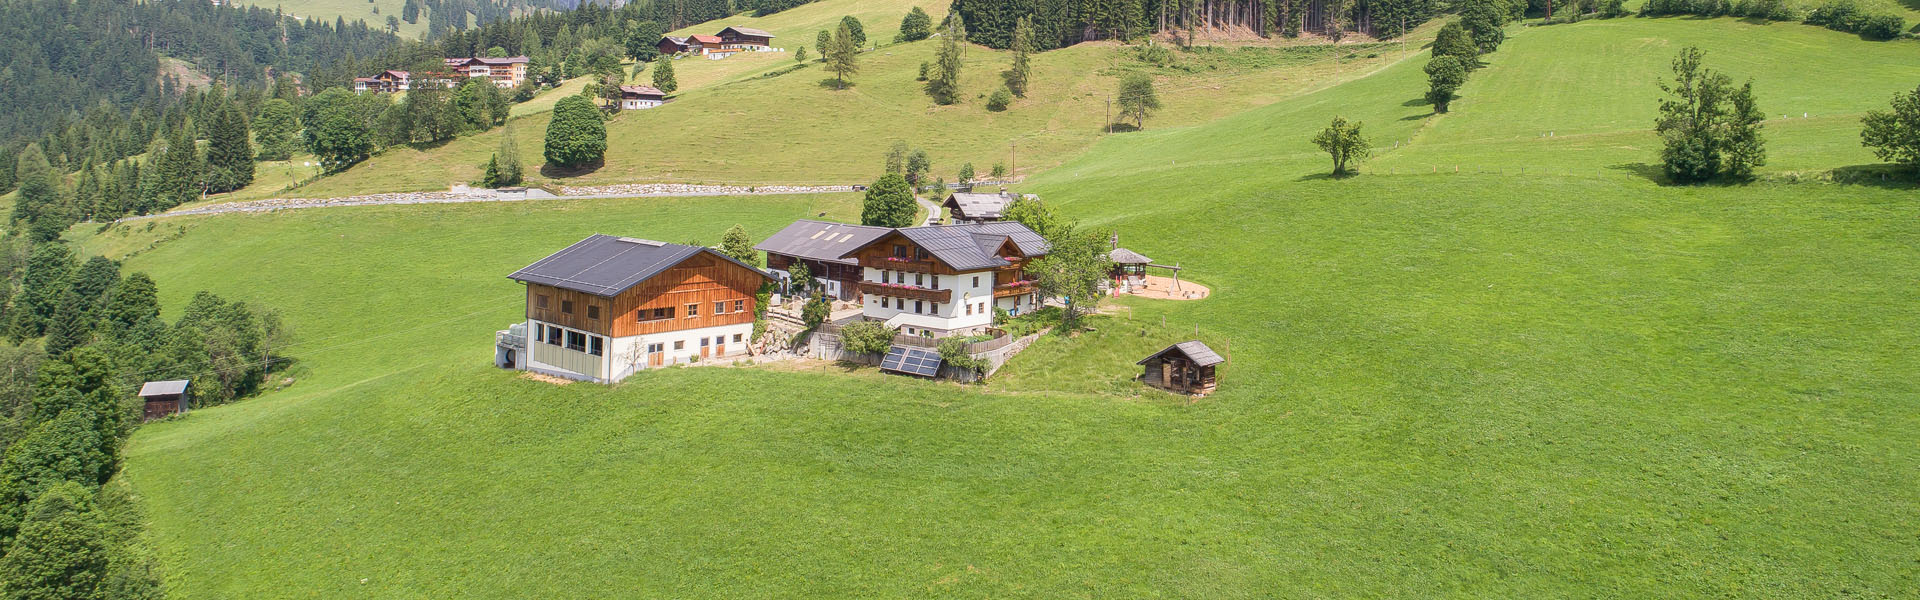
[108,15,1920,598]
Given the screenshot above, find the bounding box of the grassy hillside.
[103,14,1920,598]
[247,0,431,39]
[290,3,1435,196]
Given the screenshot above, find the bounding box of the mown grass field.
[290,1,1435,196]
[99,12,1920,598]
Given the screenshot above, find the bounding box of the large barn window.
[565,330,586,352]
[589,336,603,356]
[545,325,561,345]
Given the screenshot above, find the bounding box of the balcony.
[861,255,940,273]
[859,281,951,303]
[993,279,1037,298]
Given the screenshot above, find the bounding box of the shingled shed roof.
[1109,247,1153,264]
[755,220,893,264]
[1137,341,1225,367]
[509,234,768,297]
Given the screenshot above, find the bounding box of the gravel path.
[916,194,943,226]
[118,184,861,221]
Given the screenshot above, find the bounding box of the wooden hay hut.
[1137,341,1223,396]
[137,380,191,421]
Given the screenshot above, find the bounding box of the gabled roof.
[138,380,190,397]
[942,192,1023,219]
[1109,247,1153,264]
[509,234,769,297]
[478,56,530,64]
[661,36,689,45]
[620,85,666,98]
[718,26,775,38]
[378,70,410,79]
[840,222,1050,272]
[1137,341,1225,367]
[755,220,892,264]
[689,34,722,44]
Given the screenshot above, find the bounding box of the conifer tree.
[652,57,678,94]
[825,22,860,88]
[928,15,966,105]
[1007,16,1033,97]
[203,100,254,194]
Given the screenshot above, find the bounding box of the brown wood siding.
[525,253,765,338]
[609,253,763,337]
[526,284,617,335]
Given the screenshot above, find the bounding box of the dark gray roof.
[943,192,1015,219]
[754,220,892,264]
[1137,341,1225,367]
[138,380,190,397]
[509,234,768,297]
[888,222,1050,271]
[1109,247,1153,264]
[719,26,775,38]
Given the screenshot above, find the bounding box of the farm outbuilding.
[138,380,191,421]
[1137,341,1223,396]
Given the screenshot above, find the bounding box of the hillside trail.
[117,183,864,221]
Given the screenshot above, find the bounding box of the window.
[973,276,980,288]
[589,336,603,356]
[674,340,685,350]
[545,325,562,345]
[686,303,698,318]
[966,303,973,315]
[915,273,924,286]
[561,300,574,314]
[536,295,549,309]
[734,300,744,313]
[565,330,586,352]
[882,271,890,284]
[916,247,929,260]
[700,337,710,347]
[893,244,908,257]
[587,306,600,320]
[932,275,940,289]
[915,300,924,313]
[881,297,890,309]
[733,333,742,343]
[715,301,726,315]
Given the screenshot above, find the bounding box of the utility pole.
[1106,98,1112,134]
[1009,141,1017,181]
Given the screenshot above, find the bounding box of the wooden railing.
[861,255,940,273]
[858,281,951,303]
[993,279,1036,298]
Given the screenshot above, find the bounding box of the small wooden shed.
[1137,341,1224,396]
[138,380,191,421]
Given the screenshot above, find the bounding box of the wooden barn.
[138,380,191,421]
[1137,341,1224,396]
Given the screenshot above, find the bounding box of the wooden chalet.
[941,191,1029,224]
[756,220,891,301]
[618,85,667,110]
[446,56,530,88]
[505,235,772,383]
[657,36,692,55]
[353,70,411,94]
[137,380,191,421]
[717,26,776,50]
[1137,341,1224,396]
[687,34,723,54]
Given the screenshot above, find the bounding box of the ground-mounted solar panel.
[880,346,908,371]
[880,345,943,377]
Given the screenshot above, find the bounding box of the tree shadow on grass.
[1295,170,1359,182]
[1829,164,1920,190]
[1608,162,1668,184]
[1101,122,1143,134]
[818,78,854,90]
[540,159,604,178]
[406,138,456,151]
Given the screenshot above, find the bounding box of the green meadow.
[92,12,1920,598]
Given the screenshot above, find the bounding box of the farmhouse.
[756,220,891,302]
[687,34,723,54]
[444,56,531,88]
[1137,341,1224,396]
[657,36,692,55]
[137,380,191,421]
[717,26,775,50]
[502,235,771,383]
[941,191,1030,224]
[618,85,667,110]
[352,70,411,93]
[838,222,1048,338]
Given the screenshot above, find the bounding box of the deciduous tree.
[1861,85,1920,173]
[841,16,867,48]
[897,7,933,42]
[825,22,860,88]
[1116,73,1161,129]
[1312,116,1371,175]
[651,57,678,94]
[252,99,300,161]
[720,225,762,267]
[543,96,606,169]
[1425,55,1468,113]
[860,173,916,227]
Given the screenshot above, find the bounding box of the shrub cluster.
[1804,0,1907,39]
[1640,0,1905,39]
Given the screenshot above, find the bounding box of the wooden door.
[715,336,726,356]
[700,338,711,359]
[648,343,664,367]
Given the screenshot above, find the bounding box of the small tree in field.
[1029,227,1111,333]
[927,15,966,104]
[543,96,606,169]
[1006,15,1034,97]
[1425,55,1468,113]
[825,22,860,88]
[841,16,867,48]
[1432,21,1480,70]
[897,7,933,42]
[861,173,916,227]
[1862,85,1920,173]
[651,57,678,94]
[815,30,830,58]
[1312,117,1371,175]
[794,47,808,63]
[1655,47,1766,182]
[1116,73,1161,129]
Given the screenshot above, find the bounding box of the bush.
[801,295,831,329]
[1802,0,1903,38]
[542,96,606,168]
[986,87,1013,111]
[1858,13,1906,40]
[937,337,988,374]
[839,320,895,355]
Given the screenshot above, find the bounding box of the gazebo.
[1136,341,1224,396]
[1108,247,1153,292]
